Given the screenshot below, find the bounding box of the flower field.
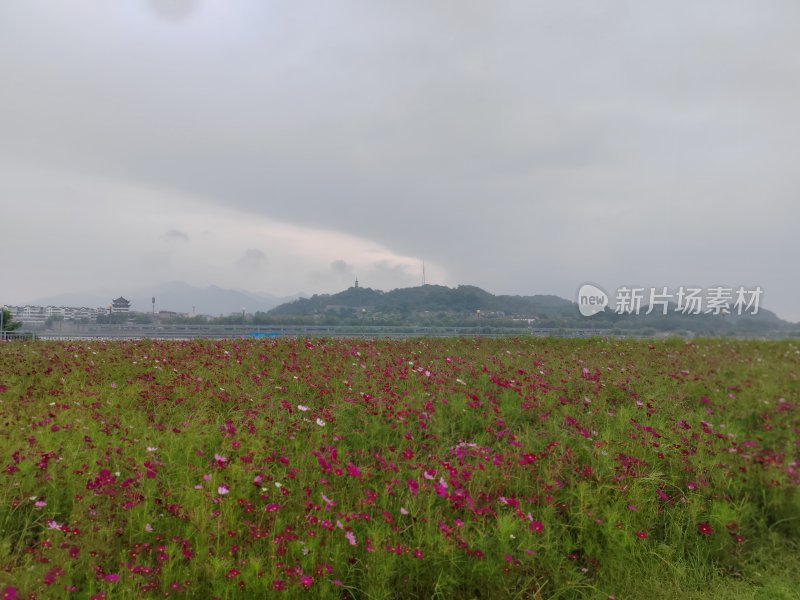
[1,338,798,599]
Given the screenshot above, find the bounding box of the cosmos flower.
[697,522,714,535]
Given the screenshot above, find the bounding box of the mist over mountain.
[29,282,301,316]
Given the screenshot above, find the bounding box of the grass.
[0,337,798,598]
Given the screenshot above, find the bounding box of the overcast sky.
[2,1,799,320]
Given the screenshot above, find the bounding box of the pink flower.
[103,574,120,583]
[345,530,357,546]
[217,484,229,495]
[34,500,46,508]
[529,520,544,533]
[300,575,314,588]
[272,580,286,591]
[636,530,649,539]
[346,462,362,478]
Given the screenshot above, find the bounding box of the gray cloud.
[330,260,354,275]
[1,1,798,319]
[237,248,267,270]
[163,229,189,242]
[144,0,203,22]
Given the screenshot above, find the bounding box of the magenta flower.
[529,520,544,533]
[43,566,64,586]
[104,574,120,582]
[2,587,17,600]
[300,575,314,588]
[697,522,714,536]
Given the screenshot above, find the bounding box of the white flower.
[297,405,310,412]
[316,418,326,427]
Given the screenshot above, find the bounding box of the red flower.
[635,530,649,539]
[697,522,713,535]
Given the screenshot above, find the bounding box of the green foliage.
[0,338,799,598]
[1,307,21,332]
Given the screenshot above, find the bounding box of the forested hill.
[267,284,575,317]
[263,284,797,335]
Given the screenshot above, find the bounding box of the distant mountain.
[266,284,799,335]
[29,282,300,316]
[268,284,576,318]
